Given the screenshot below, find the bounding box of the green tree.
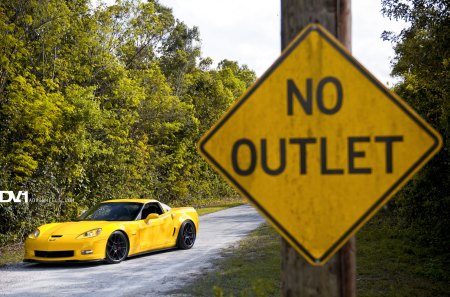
[382,0,449,256]
[0,0,255,244]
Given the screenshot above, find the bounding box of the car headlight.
[28,229,40,239]
[77,228,102,239]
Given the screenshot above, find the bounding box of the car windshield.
[78,202,143,221]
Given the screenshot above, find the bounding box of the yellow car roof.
[101,198,158,204]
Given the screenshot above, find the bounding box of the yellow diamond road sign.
[197,24,442,266]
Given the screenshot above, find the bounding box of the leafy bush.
[0,0,255,244]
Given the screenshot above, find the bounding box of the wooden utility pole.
[280,1,355,296]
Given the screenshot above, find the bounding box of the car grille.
[35,250,74,258]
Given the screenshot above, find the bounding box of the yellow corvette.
[24,199,198,264]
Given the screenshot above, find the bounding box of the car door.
[138,202,174,251]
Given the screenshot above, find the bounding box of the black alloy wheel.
[105,231,129,264]
[177,220,196,249]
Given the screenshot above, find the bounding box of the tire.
[177,220,196,249]
[105,231,129,264]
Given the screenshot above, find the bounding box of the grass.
[172,223,281,297]
[173,210,449,297]
[192,196,246,216]
[197,206,230,216]
[0,243,24,267]
[196,203,245,216]
[356,212,449,296]
[172,196,244,208]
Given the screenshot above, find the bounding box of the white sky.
[159,0,408,86]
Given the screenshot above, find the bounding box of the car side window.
[141,202,163,219]
[160,203,171,212]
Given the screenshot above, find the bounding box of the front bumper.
[24,236,107,262]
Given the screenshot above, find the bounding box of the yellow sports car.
[24,199,198,264]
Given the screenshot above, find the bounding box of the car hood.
[42,221,112,236]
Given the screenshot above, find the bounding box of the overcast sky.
[158,0,408,86]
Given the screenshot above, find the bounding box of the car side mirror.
[145,213,159,223]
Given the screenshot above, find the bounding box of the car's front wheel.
[177,220,196,249]
[105,231,129,264]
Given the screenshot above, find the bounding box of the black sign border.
[199,25,441,264]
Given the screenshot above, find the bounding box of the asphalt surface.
[0,204,265,297]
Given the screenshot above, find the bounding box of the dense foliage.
[381,0,449,265]
[0,0,255,244]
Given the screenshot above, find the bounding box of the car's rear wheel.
[177,220,196,249]
[105,231,129,264]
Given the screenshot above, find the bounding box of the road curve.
[0,204,265,297]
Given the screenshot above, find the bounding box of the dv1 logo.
[0,191,29,203]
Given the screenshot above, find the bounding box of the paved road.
[0,204,265,297]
